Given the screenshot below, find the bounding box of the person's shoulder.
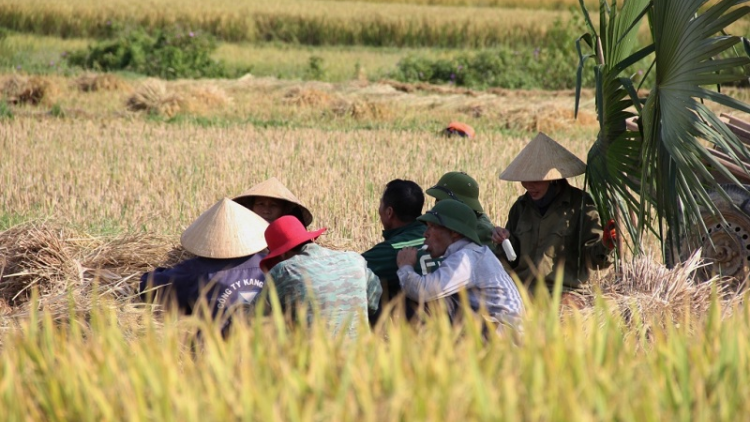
[565,184,592,204]
[477,213,495,227]
[237,252,266,268]
[388,222,426,245]
[341,249,369,264]
[139,256,206,290]
[463,241,490,256]
[299,244,354,266]
[362,239,391,257]
[269,256,297,276]
[509,194,528,211]
[150,256,204,276]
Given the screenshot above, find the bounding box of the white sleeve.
[396,251,472,302]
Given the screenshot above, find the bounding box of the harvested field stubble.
[0,117,590,247]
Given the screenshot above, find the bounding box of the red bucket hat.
[260,215,326,270]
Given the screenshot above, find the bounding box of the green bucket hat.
[417,199,481,245]
[425,171,484,213]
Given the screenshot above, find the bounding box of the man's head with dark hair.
[379,179,424,230]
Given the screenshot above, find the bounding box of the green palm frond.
[576,0,652,254]
[642,0,750,259]
[577,0,750,261]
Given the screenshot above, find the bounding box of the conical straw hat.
[233,177,313,226]
[181,198,269,259]
[499,132,586,181]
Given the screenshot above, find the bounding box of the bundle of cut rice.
[126,78,184,117]
[2,75,56,105]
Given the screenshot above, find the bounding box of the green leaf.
[580,0,750,262]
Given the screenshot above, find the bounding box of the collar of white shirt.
[443,238,472,258]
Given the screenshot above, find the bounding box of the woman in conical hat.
[491,132,617,298]
[139,198,269,333]
[233,177,313,227]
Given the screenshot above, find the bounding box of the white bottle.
[501,239,517,261]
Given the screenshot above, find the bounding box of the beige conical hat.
[499,132,586,181]
[232,177,313,227]
[181,198,269,259]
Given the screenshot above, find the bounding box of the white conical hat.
[232,177,313,226]
[499,132,586,181]
[180,198,269,259]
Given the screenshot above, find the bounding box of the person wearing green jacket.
[362,179,432,323]
[426,171,500,258]
[492,132,617,296]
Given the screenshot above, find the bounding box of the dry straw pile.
[585,252,741,334]
[283,87,333,107]
[126,79,231,116]
[0,221,183,318]
[331,99,393,120]
[126,78,185,117]
[74,73,130,93]
[2,75,56,106]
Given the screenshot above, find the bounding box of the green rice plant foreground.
[1,288,749,421]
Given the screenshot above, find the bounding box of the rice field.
[2,70,750,422]
[3,0,746,48]
[0,0,592,47]
[0,81,592,237]
[327,0,596,8]
[2,0,750,418]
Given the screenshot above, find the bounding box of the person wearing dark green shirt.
[492,132,617,297]
[363,179,429,323]
[426,171,500,258]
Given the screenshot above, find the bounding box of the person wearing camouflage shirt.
[426,171,501,259]
[396,200,524,328]
[261,216,382,338]
[493,133,616,295]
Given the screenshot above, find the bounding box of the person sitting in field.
[396,199,524,328]
[426,171,500,258]
[233,177,313,227]
[443,121,475,139]
[260,216,382,338]
[139,198,269,333]
[362,179,429,323]
[492,132,616,301]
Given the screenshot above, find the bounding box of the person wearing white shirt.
[396,199,524,328]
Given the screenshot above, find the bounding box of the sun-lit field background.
[2,0,750,420]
